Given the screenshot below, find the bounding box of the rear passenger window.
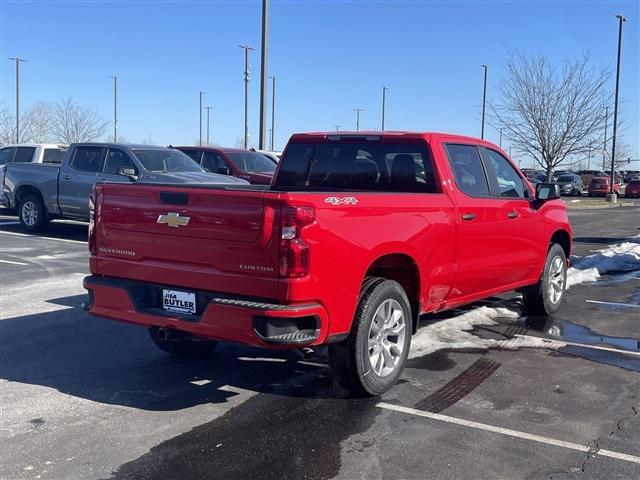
[103,148,136,175]
[43,148,65,164]
[482,149,526,198]
[13,147,36,163]
[275,142,438,193]
[444,144,490,197]
[71,147,103,172]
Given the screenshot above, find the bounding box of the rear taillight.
[279,205,315,278]
[88,186,96,255]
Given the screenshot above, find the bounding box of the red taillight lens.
[280,205,315,278]
[88,186,96,255]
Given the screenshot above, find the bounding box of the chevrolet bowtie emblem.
[157,212,190,228]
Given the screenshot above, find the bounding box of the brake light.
[279,205,315,278]
[88,185,96,255]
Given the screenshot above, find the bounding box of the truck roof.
[173,146,259,154]
[68,143,170,150]
[288,131,501,148]
[1,143,68,148]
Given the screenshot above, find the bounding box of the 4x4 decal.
[324,196,358,206]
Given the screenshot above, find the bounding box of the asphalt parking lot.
[1,204,639,480]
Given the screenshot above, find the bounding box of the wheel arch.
[16,184,45,206]
[364,253,421,334]
[549,229,571,259]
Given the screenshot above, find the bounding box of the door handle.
[62,174,72,180]
[507,211,519,219]
[462,213,476,221]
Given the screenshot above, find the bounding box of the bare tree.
[491,52,611,179]
[51,98,108,143]
[25,101,55,143]
[0,103,34,144]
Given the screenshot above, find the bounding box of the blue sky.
[1,0,638,167]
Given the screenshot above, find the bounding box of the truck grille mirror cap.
[536,183,561,201]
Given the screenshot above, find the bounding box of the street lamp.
[481,64,488,139]
[269,75,276,150]
[110,75,118,142]
[334,125,342,132]
[602,106,609,171]
[8,57,27,144]
[204,106,212,145]
[381,86,388,131]
[607,14,626,202]
[354,108,363,131]
[239,45,255,149]
[199,91,205,146]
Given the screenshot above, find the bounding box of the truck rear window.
[275,141,438,193]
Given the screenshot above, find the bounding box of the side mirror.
[117,167,138,180]
[536,183,561,201]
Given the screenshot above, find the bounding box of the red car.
[588,177,620,197]
[625,179,640,198]
[85,132,572,395]
[175,146,276,185]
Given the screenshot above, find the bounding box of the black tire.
[18,193,49,232]
[148,327,218,357]
[523,243,567,316]
[328,278,412,396]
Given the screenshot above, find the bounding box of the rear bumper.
[83,275,330,348]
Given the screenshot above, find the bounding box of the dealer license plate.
[162,289,196,315]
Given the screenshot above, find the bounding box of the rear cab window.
[13,147,36,163]
[275,140,439,193]
[43,148,66,164]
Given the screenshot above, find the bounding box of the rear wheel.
[148,327,218,357]
[523,244,567,316]
[18,194,49,232]
[329,278,411,396]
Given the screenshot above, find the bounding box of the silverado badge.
[157,212,190,228]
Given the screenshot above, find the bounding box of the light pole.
[499,127,503,148]
[110,75,118,142]
[334,125,341,132]
[269,75,276,150]
[603,106,609,171]
[199,91,204,146]
[607,14,626,202]
[354,108,363,131]
[258,0,269,149]
[381,86,388,131]
[481,64,488,139]
[204,106,212,144]
[8,57,26,144]
[239,45,254,149]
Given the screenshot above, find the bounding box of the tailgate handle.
[160,192,188,205]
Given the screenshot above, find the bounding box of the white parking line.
[0,230,86,244]
[0,259,28,266]
[586,299,640,309]
[377,402,640,465]
[515,334,640,357]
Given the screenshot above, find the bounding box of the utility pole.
[608,14,626,201]
[381,86,388,131]
[603,106,609,171]
[354,108,363,131]
[199,91,204,146]
[269,75,276,150]
[204,106,212,144]
[499,127,503,148]
[110,75,118,142]
[239,45,254,149]
[8,57,26,144]
[481,64,488,139]
[258,0,269,149]
[334,125,341,132]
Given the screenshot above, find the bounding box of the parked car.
[623,171,639,183]
[578,170,607,189]
[175,146,277,185]
[0,144,68,207]
[250,148,282,163]
[551,169,575,182]
[625,179,640,198]
[3,143,247,232]
[588,177,620,197]
[554,173,583,196]
[84,131,572,396]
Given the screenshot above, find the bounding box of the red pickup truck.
[84,132,572,395]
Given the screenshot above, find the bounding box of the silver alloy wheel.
[367,298,406,378]
[21,201,38,227]
[548,255,565,304]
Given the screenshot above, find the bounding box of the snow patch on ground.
[409,306,565,359]
[567,236,640,289]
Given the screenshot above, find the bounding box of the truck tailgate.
[92,183,281,298]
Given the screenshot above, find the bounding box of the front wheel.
[148,327,218,357]
[523,244,567,316]
[329,278,412,396]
